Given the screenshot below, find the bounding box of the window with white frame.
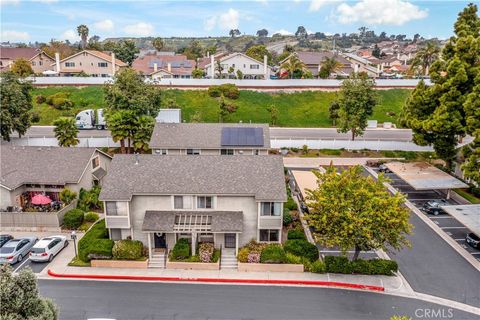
[155,149,168,155]
[260,229,279,242]
[65,62,75,67]
[98,62,108,68]
[31,61,36,66]
[186,149,201,155]
[91,156,100,169]
[174,196,192,209]
[260,202,281,216]
[197,196,213,209]
[250,64,259,69]
[220,149,234,155]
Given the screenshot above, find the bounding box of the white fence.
[9,136,120,148]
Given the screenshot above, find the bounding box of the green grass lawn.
[32,86,411,127]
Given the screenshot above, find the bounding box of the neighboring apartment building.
[99,154,287,257]
[0,47,55,74]
[51,50,127,77]
[284,51,354,78]
[0,146,111,211]
[149,123,270,156]
[132,52,195,79]
[203,52,271,79]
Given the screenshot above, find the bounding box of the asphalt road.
[38,280,478,320]
[22,126,414,141]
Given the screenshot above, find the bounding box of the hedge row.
[112,240,144,260]
[324,256,398,275]
[170,238,190,261]
[207,84,240,99]
[63,209,84,229]
[283,239,319,262]
[78,219,114,262]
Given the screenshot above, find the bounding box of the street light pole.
[71,231,77,259]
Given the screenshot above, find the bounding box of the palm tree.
[319,57,342,79]
[280,55,306,79]
[77,24,89,49]
[106,110,136,154]
[53,117,79,147]
[411,41,440,76]
[133,115,155,152]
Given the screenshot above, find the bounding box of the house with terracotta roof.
[0,47,55,74]
[50,50,127,77]
[132,52,195,79]
[282,51,354,78]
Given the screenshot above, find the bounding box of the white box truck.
[75,109,106,130]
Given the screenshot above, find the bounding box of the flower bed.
[167,240,220,270]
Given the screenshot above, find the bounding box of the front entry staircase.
[148,249,166,268]
[220,248,238,270]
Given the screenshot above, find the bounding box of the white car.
[30,236,68,262]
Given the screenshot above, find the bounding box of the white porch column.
[55,53,60,73]
[111,52,116,76]
[147,233,152,260]
[210,55,215,79]
[191,232,197,255]
[235,233,239,256]
[263,55,268,78]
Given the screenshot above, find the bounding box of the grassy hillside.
[31,86,411,127]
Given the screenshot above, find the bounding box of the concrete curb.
[46,269,385,292]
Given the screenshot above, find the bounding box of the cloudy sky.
[0,0,472,43]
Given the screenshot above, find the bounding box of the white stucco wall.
[0,186,12,210]
[205,54,270,78]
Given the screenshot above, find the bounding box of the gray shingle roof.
[149,123,270,149]
[0,146,97,190]
[99,155,286,201]
[142,211,243,232]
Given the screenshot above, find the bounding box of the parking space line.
[13,257,30,273]
[469,252,480,255]
[441,226,468,229]
[454,239,466,241]
[429,216,454,219]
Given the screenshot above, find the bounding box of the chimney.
[111,52,116,76]
[354,64,359,73]
[167,63,171,73]
[263,55,268,78]
[408,53,411,60]
[397,53,400,60]
[55,52,60,73]
[207,51,210,58]
[210,54,215,79]
[404,59,407,65]
[153,63,158,73]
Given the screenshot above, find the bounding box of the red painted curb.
[47,269,384,292]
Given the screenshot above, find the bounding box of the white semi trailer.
[75,109,106,130]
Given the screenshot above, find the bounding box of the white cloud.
[0,0,20,6]
[123,22,154,37]
[61,29,80,42]
[274,29,293,36]
[0,30,30,42]
[93,19,114,32]
[204,8,239,31]
[335,0,428,26]
[309,0,329,11]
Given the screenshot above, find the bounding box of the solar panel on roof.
[221,127,264,147]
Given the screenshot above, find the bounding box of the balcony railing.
[258,216,282,229]
[105,215,130,229]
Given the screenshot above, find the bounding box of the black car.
[300,202,309,214]
[378,164,391,173]
[422,200,448,215]
[466,233,480,249]
[0,235,13,248]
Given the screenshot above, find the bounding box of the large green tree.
[0,72,33,141]
[110,40,139,66]
[53,117,79,147]
[306,165,412,261]
[11,58,34,77]
[401,4,479,169]
[410,41,440,76]
[462,73,480,184]
[319,57,342,79]
[152,37,164,52]
[77,24,89,49]
[1,265,58,319]
[335,73,378,140]
[245,45,272,65]
[280,55,306,79]
[133,115,156,152]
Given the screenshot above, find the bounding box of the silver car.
[0,237,38,264]
[30,235,68,262]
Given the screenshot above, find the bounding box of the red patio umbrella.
[31,194,52,205]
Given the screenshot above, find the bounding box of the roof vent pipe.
[134,153,139,165]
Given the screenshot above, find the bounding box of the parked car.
[300,202,309,214]
[0,237,37,264]
[30,236,68,262]
[466,233,480,249]
[378,164,391,173]
[0,235,13,248]
[422,200,448,215]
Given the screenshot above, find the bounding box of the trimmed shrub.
[63,209,84,229]
[207,85,222,98]
[112,240,144,260]
[199,243,214,263]
[324,256,352,274]
[247,252,260,263]
[237,247,250,263]
[170,238,190,260]
[59,188,77,204]
[285,253,303,264]
[84,212,99,223]
[283,208,293,226]
[46,92,69,105]
[36,95,46,104]
[30,112,40,123]
[287,229,306,240]
[309,260,326,273]
[285,198,297,211]
[78,220,113,262]
[324,256,397,275]
[284,239,319,262]
[260,244,286,264]
[219,83,239,99]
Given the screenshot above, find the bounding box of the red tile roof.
[0,47,44,60]
[132,53,195,75]
[294,51,351,66]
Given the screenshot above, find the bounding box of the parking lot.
[373,168,480,262]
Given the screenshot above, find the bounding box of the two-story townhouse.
[0,48,55,74]
[51,50,127,77]
[149,123,270,156]
[281,51,355,78]
[99,155,287,259]
[132,52,195,79]
[203,52,271,79]
[0,146,111,211]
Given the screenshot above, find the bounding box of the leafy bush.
[170,238,190,261]
[260,244,286,264]
[30,112,40,123]
[207,86,222,98]
[78,219,113,262]
[59,188,77,204]
[287,229,306,240]
[284,239,319,262]
[77,186,102,211]
[309,260,326,273]
[285,253,303,264]
[112,240,144,260]
[237,247,250,263]
[46,92,69,105]
[324,256,398,275]
[199,243,214,263]
[283,208,293,226]
[51,97,74,110]
[63,209,84,229]
[84,212,99,223]
[36,95,46,104]
[207,84,239,99]
[238,240,268,263]
[247,252,260,263]
[285,197,297,210]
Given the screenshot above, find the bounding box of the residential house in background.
[341,53,381,77]
[203,52,271,79]
[284,51,354,78]
[149,123,270,156]
[0,146,111,211]
[99,154,287,261]
[0,47,55,74]
[51,50,127,77]
[132,52,195,79]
